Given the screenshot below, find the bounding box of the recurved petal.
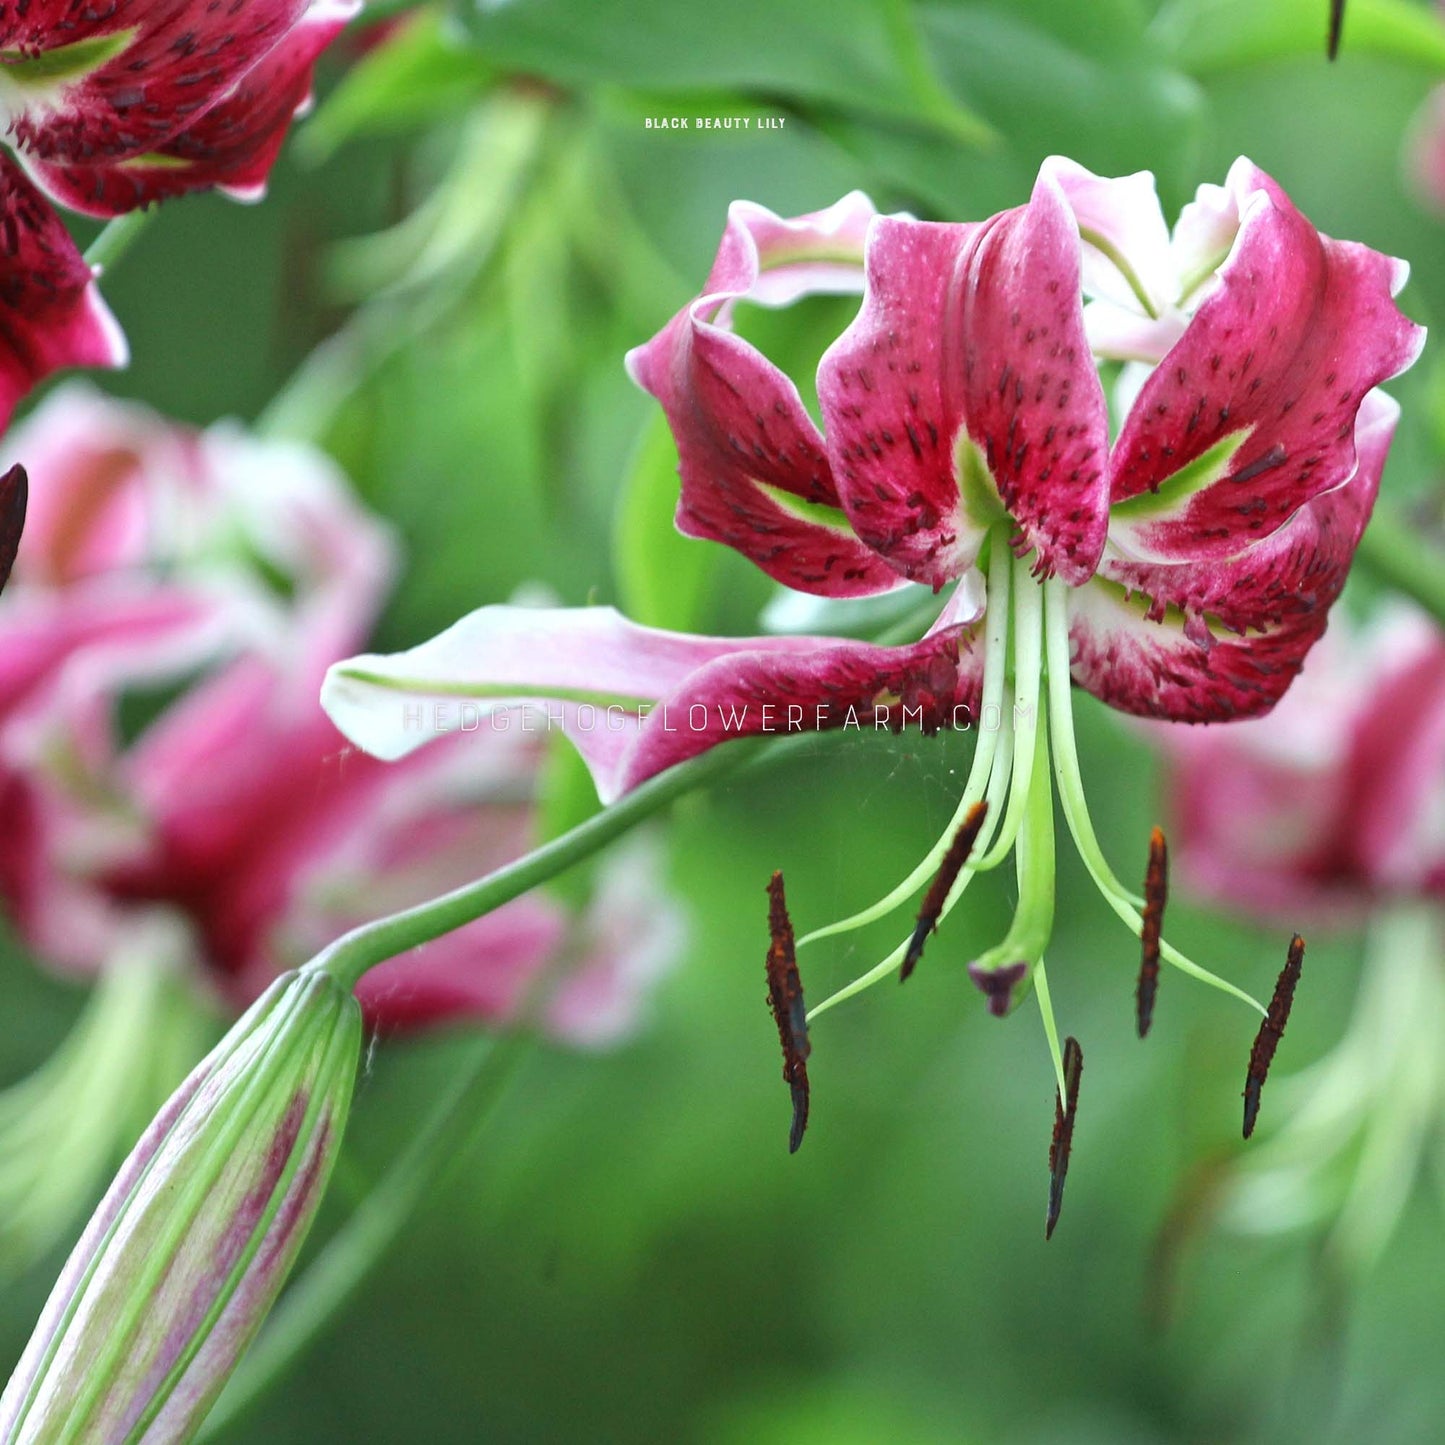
[1342,615,1445,894]
[1069,388,1396,725]
[1108,159,1423,563]
[1101,387,1395,639]
[819,174,1110,588]
[0,157,127,434]
[27,0,358,217]
[1041,156,1176,317]
[0,0,310,167]
[322,602,984,803]
[625,194,900,598]
[1066,576,1329,724]
[1068,389,1393,727]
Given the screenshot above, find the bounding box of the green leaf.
[1153,0,1445,74]
[454,0,993,147]
[297,8,497,163]
[823,6,1203,218]
[613,413,718,633]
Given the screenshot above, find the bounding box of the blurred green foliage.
[7,0,1445,1440]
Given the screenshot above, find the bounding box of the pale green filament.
[797,528,1013,950]
[1033,959,1068,1103]
[967,719,1055,987]
[1042,576,1266,1017]
[805,696,1014,1022]
[973,550,1045,870]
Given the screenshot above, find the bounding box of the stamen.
[974,553,1045,870]
[901,802,989,983]
[765,871,811,1153]
[1328,0,1345,59]
[797,527,1013,952]
[805,723,1013,1022]
[1042,577,1267,1018]
[1243,934,1304,1139]
[1047,1035,1084,1240]
[1137,827,1168,1037]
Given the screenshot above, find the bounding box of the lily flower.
[1152,609,1445,1277]
[0,387,685,1273]
[0,0,358,217]
[322,160,1422,1201]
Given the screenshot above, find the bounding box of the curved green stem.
[82,210,156,276]
[312,735,792,992]
[1355,505,1445,631]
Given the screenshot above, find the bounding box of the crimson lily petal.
[626,194,901,599]
[29,0,357,217]
[1102,388,1397,640]
[1071,388,1397,723]
[0,0,310,165]
[819,172,1110,587]
[1108,159,1423,563]
[0,157,126,433]
[322,602,984,803]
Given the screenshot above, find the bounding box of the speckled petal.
[322,600,986,803]
[0,155,126,434]
[626,194,901,598]
[26,0,357,216]
[1108,159,1423,564]
[0,0,310,167]
[819,172,1110,587]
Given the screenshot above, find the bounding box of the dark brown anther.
[0,464,27,596]
[1328,0,1345,60]
[901,801,989,983]
[1137,826,1168,1038]
[1046,1036,1084,1240]
[1243,934,1304,1139]
[765,871,811,1153]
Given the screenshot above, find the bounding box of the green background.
[4,0,1445,1439]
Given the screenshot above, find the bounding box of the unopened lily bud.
[0,968,361,1445]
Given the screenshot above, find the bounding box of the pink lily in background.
[1157,607,1445,921]
[324,156,1422,1081]
[0,0,359,216]
[1407,2,1445,215]
[0,386,684,1271]
[1152,608,1445,1276]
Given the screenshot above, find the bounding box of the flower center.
[784,523,1278,1166]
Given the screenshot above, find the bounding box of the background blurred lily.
[1152,605,1445,1279]
[0,386,684,1275]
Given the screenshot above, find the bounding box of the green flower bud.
[0,968,361,1444]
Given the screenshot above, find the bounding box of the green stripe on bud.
[0,968,361,1445]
